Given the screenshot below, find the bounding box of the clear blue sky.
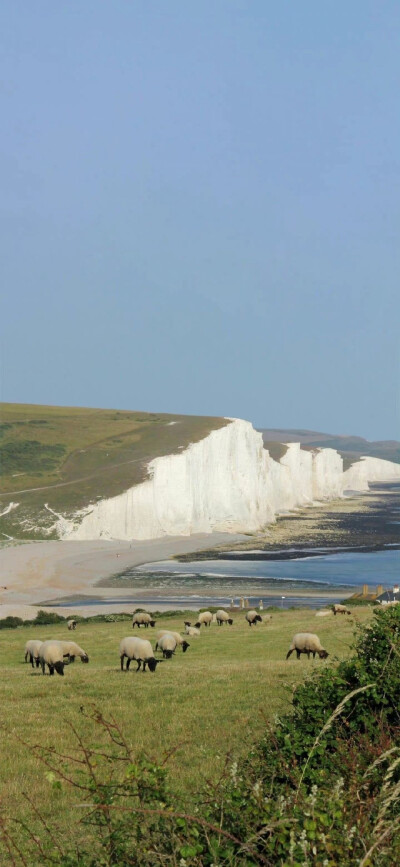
[1,1,399,440]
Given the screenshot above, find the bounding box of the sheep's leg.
[296,649,301,659]
[30,653,35,668]
[120,654,125,671]
[41,661,46,675]
[286,648,294,659]
[135,660,141,672]
[35,657,40,668]
[24,651,29,663]
[142,661,147,671]
[49,665,54,676]
[126,658,131,671]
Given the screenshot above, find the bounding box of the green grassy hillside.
[0,606,371,859]
[0,403,228,539]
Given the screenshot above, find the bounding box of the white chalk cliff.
[57,419,400,541]
[342,456,400,492]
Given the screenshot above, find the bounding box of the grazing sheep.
[184,625,200,637]
[119,637,162,672]
[333,604,351,616]
[24,639,43,668]
[156,630,190,652]
[67,619,77,631]
[155,633,178,659]
[38,641,66,676]
[132,612,156,629]
[286,633,329,661]
[216,609,233,626]
[246,610,262,626]
[59,641,89,663]
[194,611,213,628]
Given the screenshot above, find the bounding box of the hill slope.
[0,403,228,539]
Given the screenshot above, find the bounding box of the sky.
[1,1,399,441]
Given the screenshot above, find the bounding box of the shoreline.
[0,533,247,619]
[0,484,398,619]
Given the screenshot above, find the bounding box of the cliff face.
[59,419,366,542]
[342,456,400,491]
[62,420,274,540]
[312,448,344,500]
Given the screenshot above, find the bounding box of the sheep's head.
[227,618,233,625]
[319,650,329,659]
[163,650,174,659]
[194,621,201,629]
[81,654,89,663]
[149,620,156,627]
[148,658,163,672]
[54,661,65,676]
[184,621,191,627]
[182,641,190,653]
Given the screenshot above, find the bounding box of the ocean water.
[79,548,396,609]
[134,549,400,589]
[53,548,400,611]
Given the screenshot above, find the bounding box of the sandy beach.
[0,533,246,618]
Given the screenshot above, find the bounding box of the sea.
[100,548,399,609]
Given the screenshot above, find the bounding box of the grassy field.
[0,606,372,853]
[0,403,228,538]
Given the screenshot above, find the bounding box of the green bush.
[0,616,24,630]
[32,610,66,625]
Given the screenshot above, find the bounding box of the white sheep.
[315,610,332,617]
[154,633,178,659]
[216,609,233,626]
[286,633,329,661]
[67,619,77,631]
[24,639,44,668]
[38,641,66,676]
[194,611,213,628]
[332,604,351,616]
[184,625,200,637]
[246,610,262,626]
[132,612,156,629]
[59,641,89,663]
[119,637,162,672]
[263,614,273,624]
[156,630,190,652]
